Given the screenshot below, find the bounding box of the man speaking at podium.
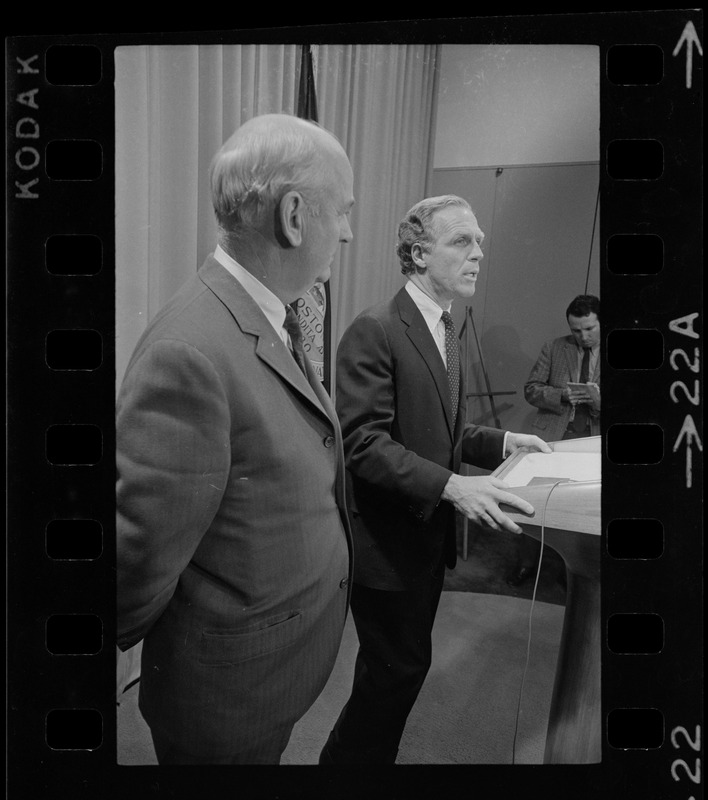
[320,195,551,764]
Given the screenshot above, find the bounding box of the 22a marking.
[669,314,703,489]
[671,725,702,800]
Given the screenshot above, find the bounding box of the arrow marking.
[673,414,703,488]
[673,20,703,89]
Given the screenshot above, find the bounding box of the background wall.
[434,45,600,168]
[432,45,600,441]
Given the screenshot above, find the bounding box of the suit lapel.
[395,287,457,438]
[306,356,338,424]
[198,255,330,422]
[563,338,579,380]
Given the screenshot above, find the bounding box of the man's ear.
[411,242,427,269]
[276,190,305,248]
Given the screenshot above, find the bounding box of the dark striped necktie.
[283,305,308,377]
[441,310,460,427]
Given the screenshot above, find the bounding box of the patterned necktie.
[571,347,591,433]
[283,305,308,377]
[441,311,460,427]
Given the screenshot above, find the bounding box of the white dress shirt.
[404,280,510,456]
[213,245,291,348]
[405,280,451,367]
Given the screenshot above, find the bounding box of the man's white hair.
[210,113,340,234]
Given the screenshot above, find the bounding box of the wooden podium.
[492,435,601,764]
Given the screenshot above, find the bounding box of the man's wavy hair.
[566,294,600,321]
[209,114,338,235]
[396,195,473,275]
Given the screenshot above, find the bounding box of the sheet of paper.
[567,381,600,405]
[503,451,601,487]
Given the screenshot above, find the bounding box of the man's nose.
[340,216,353,243]
[469,242,484,261]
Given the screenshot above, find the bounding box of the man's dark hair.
[566,294,600,321]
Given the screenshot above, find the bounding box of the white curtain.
[311,44,440,349]
[115,44,302,386]
[115,43,440,695]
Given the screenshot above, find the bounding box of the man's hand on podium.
[504,432,553,458]
[441,474,535,534]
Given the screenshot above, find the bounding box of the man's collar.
[213,244,287,336]
[405,280,452,321]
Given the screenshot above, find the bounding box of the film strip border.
[8,38,119,790]
[6,13,703,799]
[601,20,703,798]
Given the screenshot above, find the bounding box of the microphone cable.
[510,480,565,765]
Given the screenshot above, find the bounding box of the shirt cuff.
[503,431,510,458]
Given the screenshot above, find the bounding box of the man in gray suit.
[116,113,355,764]
[524,294,601,443]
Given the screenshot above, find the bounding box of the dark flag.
[294,45,332,394]
[297,44,319,122]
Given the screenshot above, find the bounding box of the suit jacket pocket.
[198,610,303,666]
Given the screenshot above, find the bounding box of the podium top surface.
[492,436,601,536]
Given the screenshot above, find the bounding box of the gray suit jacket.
[524,334,601,442]
[116,254,351,759]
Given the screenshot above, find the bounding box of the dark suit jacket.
[116,254,352,759]
[524,334,601,442]
[335,286,506,591]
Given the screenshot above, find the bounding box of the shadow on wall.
[466,324,540,435]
